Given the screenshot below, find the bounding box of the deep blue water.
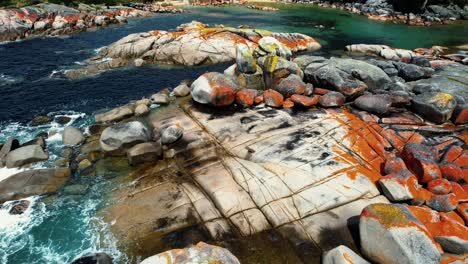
[0,4,467,264]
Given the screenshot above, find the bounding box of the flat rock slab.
[103,101,392,259]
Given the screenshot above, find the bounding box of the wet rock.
[401,143,441,183]
[290,94,319,108]
[263,89,284,108]
[140,242,240,264]
[134,104,150,116]
[150,92,170,105]
[30,115,52,126]
[322,245,370,264]
[256,36,292,59]
[275,74,306,98]
[21,135,46,149]
[427,178,452,195]
[427,193,459,212]
[411,92,457,124]
[411,56,431,67]
[173,83,191,97]
[236,43,256,74]
[360,203,441,264]
[378,170,419,202]
[5,145,49,168]
[100,121,151,152]
[127,142,162,165]
[354,94,392,114]
[63,184,88,196]
[62,126,84,146]
[398,64,433,81]
[8,200,30,215]
[318,92,345,108]
[190,72,239,107]
[55,116,72,125]
[0,168,71,203]
[69,252,112,264]
[134,58,145,67]
[95,105,134,123]
[236,89,258,107]
[161,126,183,145]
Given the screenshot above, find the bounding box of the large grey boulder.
[0,168,71,203]
[360,203,441,264]
[329,58,392,91]
[411,92,457,124]
[5,145,49,168]
[62,126,85,146]
[322,245,370,264]
[100,121,151,152]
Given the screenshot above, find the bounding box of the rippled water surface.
[0,4,467,264]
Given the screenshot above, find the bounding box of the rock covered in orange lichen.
[378,170,419,202]
[401,143,441,183]
[427,178,452,195]
[290,94,319,108]
[263,89,284,108]
[235,89,258,107]
[190,72,239,107]
[409,205,468,255]
[97,21,321,67]
[360,203,442,264]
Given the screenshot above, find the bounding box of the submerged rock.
[100,121,151,152]
[140,242,240,264]
[8,200,31,215]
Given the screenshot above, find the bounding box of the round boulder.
[318,92,345,108]
[99,121,151,152]
[354,94,392,114]
[190,72,239,106]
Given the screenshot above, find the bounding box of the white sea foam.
[0,73,23,86]
[0,196,47,263]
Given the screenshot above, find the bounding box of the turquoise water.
[0,4,467,264]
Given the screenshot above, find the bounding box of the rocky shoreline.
[65,21,321,79]
[1,21,468,264]
[0,3,184,43]
[285,0,468,26]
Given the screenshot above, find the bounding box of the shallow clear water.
[0,4,467,264]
